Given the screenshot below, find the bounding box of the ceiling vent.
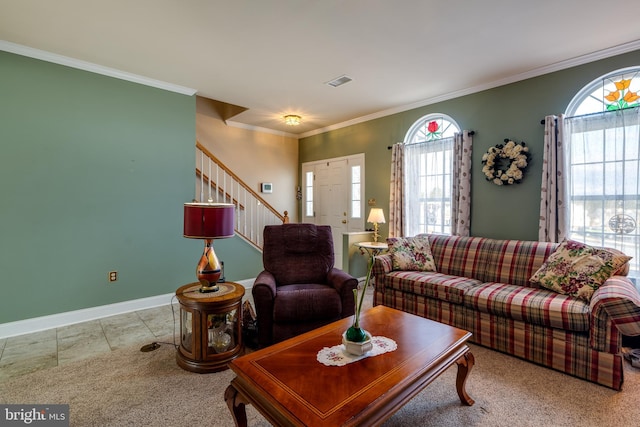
[326,75,353,88]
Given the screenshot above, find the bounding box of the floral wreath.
[481,139,530,185]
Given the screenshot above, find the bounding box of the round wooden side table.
[355,241,388,288]
[176,282,245,373]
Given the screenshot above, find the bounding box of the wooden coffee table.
[225,305,474,427]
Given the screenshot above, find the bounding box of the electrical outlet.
[109,271,118,282]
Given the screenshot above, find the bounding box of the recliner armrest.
[253,270,277,298]
[327,268,358,317]
[252,270,278,347]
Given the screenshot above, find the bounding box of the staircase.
[195,142,287,250]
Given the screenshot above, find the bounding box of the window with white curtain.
[403,114,460,235]
[565,67,640,278]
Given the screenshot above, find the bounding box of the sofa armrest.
[252,270,277,347]
[327,268,358,317]
[372,254,393,290]
[590,276,640,352]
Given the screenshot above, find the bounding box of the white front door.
[317,160,348,268]
[302,154,365,269]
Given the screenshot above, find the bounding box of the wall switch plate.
[109,271,118,282]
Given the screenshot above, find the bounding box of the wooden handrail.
[195,141,285,223]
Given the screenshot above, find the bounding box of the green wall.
[4,46,639,325]
[0,51,196,323]
[300,49,640,241]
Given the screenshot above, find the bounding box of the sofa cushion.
[529,239,631,302]
[464,282,590,332]
[427,235,495,282]
[483,239,557,288]
[387,235,437,272]
[384,270,482,305]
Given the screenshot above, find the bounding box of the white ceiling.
[2,0,640,136]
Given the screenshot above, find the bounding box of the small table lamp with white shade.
[367,208,386,243]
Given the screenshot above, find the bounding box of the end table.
[176,282,245,373]
[355,241,388,288]
[355,241,388,258]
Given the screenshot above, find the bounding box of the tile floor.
[0,302,192,382]
[2,299,634,382]
[0,286,365,383]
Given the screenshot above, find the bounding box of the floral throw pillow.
[387,235,437,272]
[529,239,631,301]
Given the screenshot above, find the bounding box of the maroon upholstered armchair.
[252,223,358,347]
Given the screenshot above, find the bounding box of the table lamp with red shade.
[183,202,235,293]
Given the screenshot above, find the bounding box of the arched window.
[565,66,640,278]
[567,67,640,116]
[403,114,461,235]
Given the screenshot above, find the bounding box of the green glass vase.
[345,325,367,343]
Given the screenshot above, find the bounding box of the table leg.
[455,351,475,406]
[224,383,249,427]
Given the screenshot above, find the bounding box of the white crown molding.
[299,39,640,139]
[0,279,254,339]
[0,40,197,96]
[4,38,639,139]
[226,120,299,138]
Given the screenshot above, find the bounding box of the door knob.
[342,220,347,224]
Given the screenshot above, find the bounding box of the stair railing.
[195,141,286,250]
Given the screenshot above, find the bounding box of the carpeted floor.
[1,331,639,427]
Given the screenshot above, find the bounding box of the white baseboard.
[0,279,254,340]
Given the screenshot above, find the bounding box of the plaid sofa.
[372,234,640,390]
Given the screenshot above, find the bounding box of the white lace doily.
[316,336,397,366]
